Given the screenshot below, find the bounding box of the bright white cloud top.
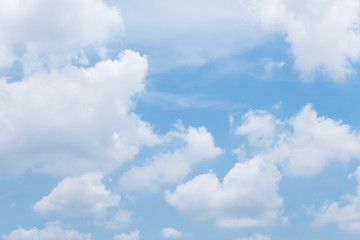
[120,124,222,191]
[0,50,163,176]
[314,166,360,233]
[0,0,123,73]
[1,0,360,240]
[160,227,183,239]
[166,156,283,228]
[33,172,120,216]
[236,104,360,176]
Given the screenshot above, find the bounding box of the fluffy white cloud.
[237,234,271,240]
[257,0,360,80]
[237,104,360,176]
[112,230,140,240]
[235,110,278,148]
[314,167,360,233]
[272,105,360,176]
[0,50,162,176]
[167,104,360,229]
[160,228,183,239]
[166,156,284,228]
[120,124,222,191]
[0,0,123,73]
[2,222,92,240]
[33,172,119,216]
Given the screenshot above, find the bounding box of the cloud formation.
[116,0,360,80]
[0,0,123,73]
[257,0,360,80]
[237,104,360,176]
[166,156,284,228]
[167,104,360,229]
[120,124,222,191]
[0,50,162,176]
[314,167,360,233]
[33,172,119,216]
[2,222,92,240]
[160,228,183,239]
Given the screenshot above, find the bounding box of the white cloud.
[167,104,360,228]
[0,50,162,177]
[236,104,360,176]
[33,172,120,216]
[237,234,271,240]
[235,110,277,148]
[160,228,183,239]
[97,210,132,229]
[2,221,92,240]
[166,156,284,228]
[111,0,360,80]
[120,124,222,191]
[3,0,355,81]
[314,166,360,233]
[271,104,360,176]
[0,0,123,74]
[112,230,140,240]
[256,0,360,80]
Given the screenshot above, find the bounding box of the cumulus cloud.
[112,230,140,240]
[235,110,278,148]
[160,228,183,239]
[0,50,162,176]
[236,104,360,176]
[166,156,284,228]
[237,234,271,240]
[314,167,360,233]
[0,0,123,73]
[2,221,92,240]
[120,124,222,191]
[167,104,360,228]
[256,0,360,80]
[33,172,119,216]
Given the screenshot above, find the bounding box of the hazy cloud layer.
[2,222,92,240]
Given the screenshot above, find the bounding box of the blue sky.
[1,0,360,239]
